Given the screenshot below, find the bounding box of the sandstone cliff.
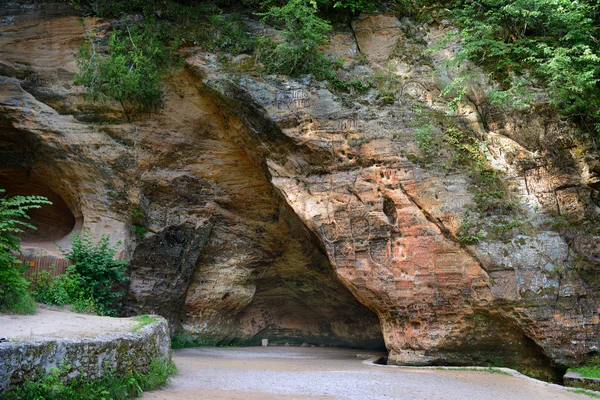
[2,2,599,379]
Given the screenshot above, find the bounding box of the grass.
[570,357,600,379]
[4,357,177,400]
[435,366,511,376]
[132,315,158,333]
[570,365,600,379]
[569,389,600,398]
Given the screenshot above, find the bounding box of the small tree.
[60,231,129,316]
[0,189,51,314]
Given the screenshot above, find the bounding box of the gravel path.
[143,347,589,400]
[0,305,137,341]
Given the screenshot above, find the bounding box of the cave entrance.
[0,169,78,255]
[221,219,386,351]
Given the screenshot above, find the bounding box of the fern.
[0,189,51,313]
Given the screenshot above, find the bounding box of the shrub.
[438,0,600,135]
[257,0,332,75]
[4,357,177,400]
[59,231,129,316]
[0,260,36,314]
[205,13,256,55]
[0,189,51,314]
[171,334,205,349]
[29,265,80,307]
[75,20,179,118]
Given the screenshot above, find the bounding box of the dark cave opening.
[0,169,77,247]
[225,201,387,351]
[228,271,387,351]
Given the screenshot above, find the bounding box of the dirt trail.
[0,305,137,341]
[143,347,587,400]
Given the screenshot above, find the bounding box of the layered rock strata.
[1,2,599,377]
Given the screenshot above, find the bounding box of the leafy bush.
[205,13,257,55]
[75,20,179,117]
[29,265,81,307]
[30,269,71,306]
[59,231,129,316]
[69,0,386,105]
[4,357,177,400]
[171,334,205,349]
[257,0,333,75]
[0,261,36,314]
[440,0,600,135]
[0,189,50,314]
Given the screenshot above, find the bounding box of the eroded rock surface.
[1,2,599,377]
[0,2,384,349]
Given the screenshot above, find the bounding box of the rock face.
[0,2,384,350]
[2,2,600,377]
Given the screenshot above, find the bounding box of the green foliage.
[471,169,515,214]
[4,357,176,400]
[29,255,127,316]
[497,219,522,233]
[130,208,147,240]
[568,388,600,398]
[370,69,402,105]
[458,211,485,244]
[0,189,51,314]
[409,106,439,161]
[59,231,129,316]
[376,89,396,105]
[131,208,144,220]
[441,0,600,134]
[205,13,256,55]
[570,356,600,379]
[459,231,484,244]
[439,72,469,114]
[307,0,378,18]
[75,20,179,117]
[415,123,435,153]
[171,334,205,349]
[29,267,78,307]
[66,0,385,101]
[132,314,158,333]
[257,0,332,75]
[391,0,446,20]
[133,225,147,240]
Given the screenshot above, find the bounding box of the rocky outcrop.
[1,1,600,378]
[0,2,384,349]
[194,15,600,375]
[125,223,212,327]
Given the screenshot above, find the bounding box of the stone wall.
[0,318,171,392]
[564,371,600,391]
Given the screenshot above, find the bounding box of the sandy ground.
[143,347,589,400]
[0,304,137,341]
